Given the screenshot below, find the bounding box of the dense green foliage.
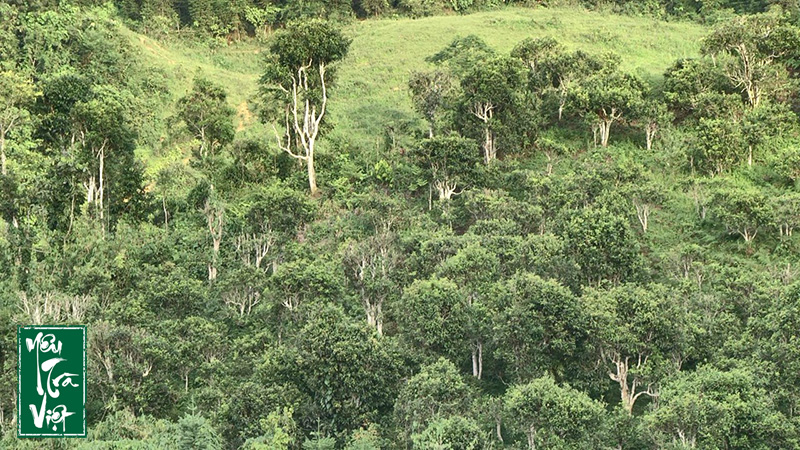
[2,0,800,449]
[105,0,798,37]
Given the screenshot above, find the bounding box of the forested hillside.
[2,0,800,449]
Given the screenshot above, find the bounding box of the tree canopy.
[3,2,800,449]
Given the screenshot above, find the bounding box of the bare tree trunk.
[746,83,761,109]
[376,301,383,336]
[545,151,553,175]
[210,235,221,280]
[739,227,757,244]
[645,123,657,151]
[617,364,633,413]
[433,179,461,201]
[601,120,612,147]
[273,61,328,196]
[307,145,318,196]
[470,337,483,379]
[558,82,567,121]
[205,197,224,282]
[477,341,482,379]
[472,346,479,378]
[363,299,385,336]
[0,129,6,176]
[597,108,620,148]
[98,145,104,224]
[365,294,376,328]
[347,236,395,337]
[471,102,495,164]
[483,126,494,164]
[527,425,537,450]
[608,354,657,415]
[162,198,169,231]
[634,199,650,233]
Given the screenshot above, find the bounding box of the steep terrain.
[123,7,707,168]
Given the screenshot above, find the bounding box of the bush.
[449,0,474,12]
[360,0,391,16]
[399,0,448,17]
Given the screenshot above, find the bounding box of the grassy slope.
[123,7,708,175]
[117,28,265,180]
[333,7,707,152]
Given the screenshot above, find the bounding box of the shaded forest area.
[2,0,800,449]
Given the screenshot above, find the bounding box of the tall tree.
[691,118,746,175]
[394,358,471,443]
[272,306,404,437]
[573,69,645,148]
[411,416,489,450]
[505,376,608,450]
[511,37,562,83]
[634,90,671,151]
[70,86,142,231]
[773,192,800,239]
[710,176,770,245]
[0,70,37,177]
[411,134,480,203]
[458,56,525,164]
[493,273,586,383]
[397,276,470,364]
[541,50,619,120]
[231,182,316,274]
[426,35,495,78]
[261,19,351,196]
[662,57,738,123]
[646,365,795,449]
[582,283,688,415]
[436,243,498,379]
[408,70,453,138]
[740,102,796,166]
[177,77,235,160]
[702,14,800,108]
[562,207,640,286]
[343,230,400,336]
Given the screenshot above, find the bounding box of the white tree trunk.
[205,197,224,281]
[527,425,537,450]
[483,126,495,164]
[607,354,657,415]
[98,145,104,223]
[471,341,483,379]
[645,123,657,151]
[471,102,495,164]
[0,128,6,176]
[558,79,568,121]
[601,119,612,147]
[633,199,650,233]
[273,61,328,196]
[307,145,317,195]
[433,179,460,201]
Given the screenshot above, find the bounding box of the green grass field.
[125,7,708,172]
[332,7,707,153]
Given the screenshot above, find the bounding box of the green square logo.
[17,326,86,438]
